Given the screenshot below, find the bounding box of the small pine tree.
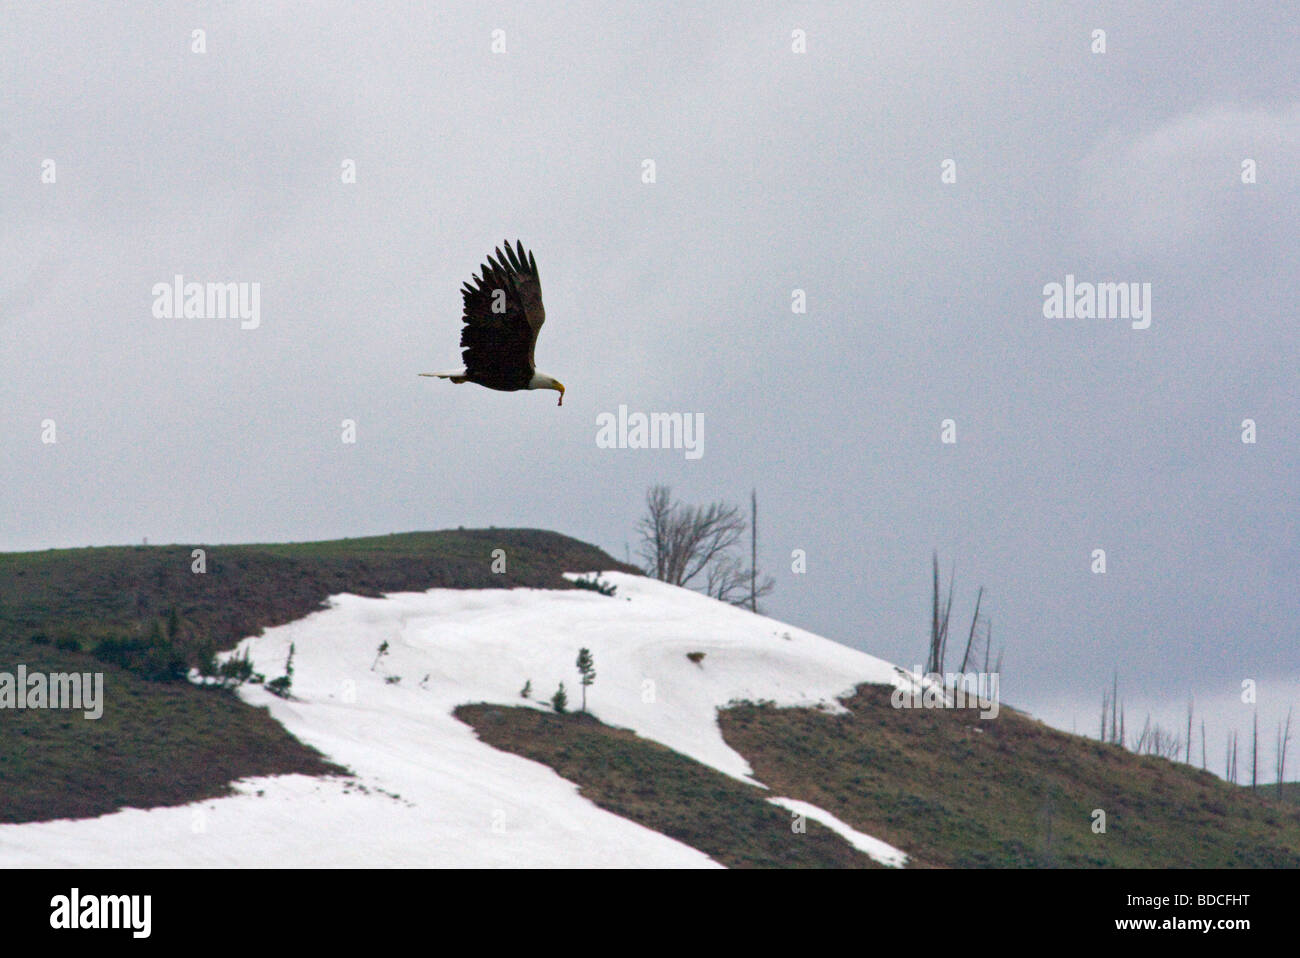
[520,679,532,699]
[372,640,389,671]
[551,682,568,714]
[267,642,295,699]
[217,646,255,688]
[576,648,596,712]
[196,641,218,681]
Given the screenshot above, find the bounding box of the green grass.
[458,686,1300,868]
[0,529,636,659]
[0,639,343,822]
[1271,781,1300,807]
[718,685,1300,867]
[0,528,635,824]
[7,526,1295,868]
[455,704,879,868]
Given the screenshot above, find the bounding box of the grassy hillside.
[456,704,879,868]
[718,686,1300,867]
[0,529,636,658]
[5,527,1295,868]
[1272,782,1300,807]
[460,687,1300,868]
[0,529,635,824]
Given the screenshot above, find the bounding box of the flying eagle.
[420,240,564,406]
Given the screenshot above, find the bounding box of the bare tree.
[1276,708,1293,790]
[926,555,957,675]
[958,586,986,674]
[1100,672,1125,748]
[637,485,743,588]
[1111,672,1119,746]
[1133,715,1182,760]
[637,485,676,582]
[749,489,757,613]
[704,553,754,605]
[1134,715,1150,753]
[928,553,942,674]
[636,485,773,610]
[924,556,991,684]
[1133,716,1149,755]
[1252,711,1259,789]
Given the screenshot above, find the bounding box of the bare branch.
[636,485,773,610]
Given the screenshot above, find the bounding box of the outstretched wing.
[459,240,546,383]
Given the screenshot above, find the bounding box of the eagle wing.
[459,240,546,383]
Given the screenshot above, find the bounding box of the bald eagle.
[420,240,564,406]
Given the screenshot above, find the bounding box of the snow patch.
[0,573,902,867]
[768,797,909,868]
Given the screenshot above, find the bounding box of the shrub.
[571,576,616,597]
[266,643,295,699]
[551,682,568,714]
[266,675,291,696]
[93,634,188,682]
[687,651,706,665]
[217,647,256,688]
[195,641,219,678]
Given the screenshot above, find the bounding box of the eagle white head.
[528,373,565,406]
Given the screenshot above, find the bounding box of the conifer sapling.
[576,648,596,712]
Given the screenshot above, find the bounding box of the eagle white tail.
[419,370,468,383]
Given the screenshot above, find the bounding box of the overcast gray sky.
[2,2,1296,777]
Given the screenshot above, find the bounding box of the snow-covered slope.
[0,573,907,867]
